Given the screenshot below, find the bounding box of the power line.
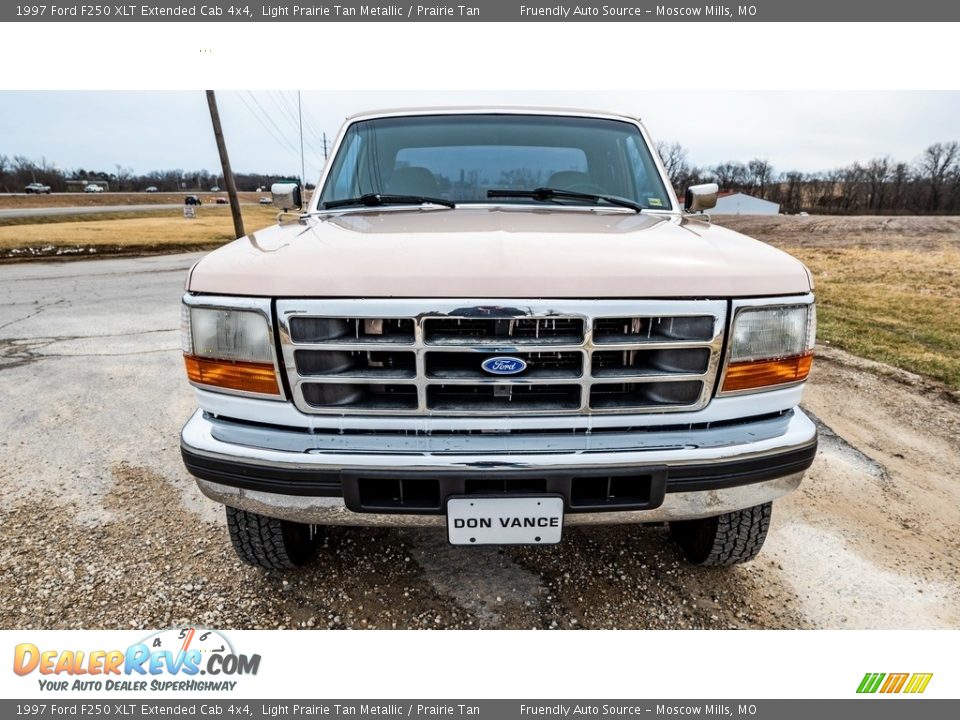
[245,91,302,157]
[280,90,326,167]
[260,89,325,178]
[232,91,325,182]
[298,93,333,160]
[234,91,300,162]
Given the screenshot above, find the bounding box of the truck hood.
[187,207,812,298]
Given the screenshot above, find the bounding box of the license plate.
[447,496,564,546]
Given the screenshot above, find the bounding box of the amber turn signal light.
[184,355,280,395]
[722,353,813,393]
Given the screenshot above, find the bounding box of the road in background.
[0,254,958,630]
[0,204,185,219]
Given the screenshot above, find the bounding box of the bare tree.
[713,161,747,191]
[863,157,892,211]
[654,141,690,187]
[917,141,960,211]
[747,159,774,198]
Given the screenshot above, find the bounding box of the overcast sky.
[1,90,958,181]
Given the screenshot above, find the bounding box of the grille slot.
[427,384,582,412]
[301,383,418,410]
[289,317,414,344]
[357,478,441,510]
[570,474,655,508]
[424,317,584,345]
[295,349,416,379]
[592,348,710,377]
[277,300,725,416]
[426,351,583,380]
[590,381,703,410]
[593,316,715,344]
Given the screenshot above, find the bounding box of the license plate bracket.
[446,495,564,546]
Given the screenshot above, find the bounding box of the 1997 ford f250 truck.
[180,108,817,569]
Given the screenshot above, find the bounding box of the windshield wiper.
[487,187,644,213]
[322,193,455,210]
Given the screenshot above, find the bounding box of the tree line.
[655,140,960,214]
[0,155,305,193]
[3,142,959,213]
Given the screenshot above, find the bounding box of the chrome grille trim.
[276,299,727,416]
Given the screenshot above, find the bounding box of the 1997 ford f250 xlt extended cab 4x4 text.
[179,108,817,569]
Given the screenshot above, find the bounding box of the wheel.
[225,505,321,569]
[669,502,772,566]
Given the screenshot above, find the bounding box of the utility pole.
[297,91,306,190]
[205,90,245,239]
[322,132,329,161]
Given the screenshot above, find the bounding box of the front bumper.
[180,407,817,526]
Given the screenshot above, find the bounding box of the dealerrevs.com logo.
[857,672,933,694]
[13,628,260,692]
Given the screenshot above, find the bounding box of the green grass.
[779,245,960,389]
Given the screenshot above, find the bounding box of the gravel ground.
[1,254,958,631]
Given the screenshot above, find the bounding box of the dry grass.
[0,205,278,253]
[0,191,268,209]
[0,209,188,227]
[716,215,960,390]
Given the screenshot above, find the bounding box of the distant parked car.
[25,182,51,194]
[145,186,159,193]
[259,197,272,205]
[210,186,220,192]
[215,197,228,205]
[185,195,202,206]
[84,184,104,193]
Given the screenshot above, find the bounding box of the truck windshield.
[318,114,673,211]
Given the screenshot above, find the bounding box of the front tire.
[669,502,772,566]
[225,506,321,569]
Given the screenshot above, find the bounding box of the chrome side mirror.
[684,183,719,213]
[271,182,302,211]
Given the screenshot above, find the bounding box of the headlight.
[181,303,281,396]
[722,303,815,393]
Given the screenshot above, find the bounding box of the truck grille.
[277,300,726,416]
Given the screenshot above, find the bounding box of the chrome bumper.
[181,407,816,526]
[195,473,806,526]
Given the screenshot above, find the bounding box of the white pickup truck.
[180,107,817,569]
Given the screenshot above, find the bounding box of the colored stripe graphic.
[857,672,932,694]
[904,673,934,694]
[880,673,909,693]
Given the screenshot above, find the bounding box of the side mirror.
[684,183,719,213]
[271,182,302,211]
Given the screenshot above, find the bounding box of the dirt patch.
[715,214,960,251]
[0,243,225,262]
[0,463,476,631]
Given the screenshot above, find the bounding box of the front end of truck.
[179,108,818,568]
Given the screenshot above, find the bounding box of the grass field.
[716,216,960,391]
[0,191,267,209]
[0,205,279,257]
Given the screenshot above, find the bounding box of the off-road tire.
[225,506,321,570]
[669,502,772,566]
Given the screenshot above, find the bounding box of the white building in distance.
[707,192,781,215]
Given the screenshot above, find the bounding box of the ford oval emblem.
[481,356,528,375]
